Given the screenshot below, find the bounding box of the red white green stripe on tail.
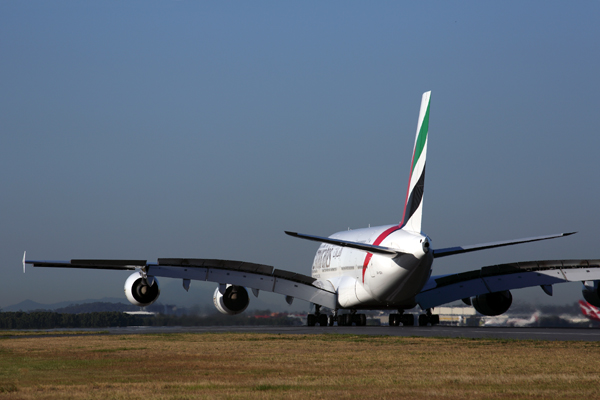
[401,91,431,233]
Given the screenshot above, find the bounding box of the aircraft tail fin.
[400,91,431,232]
[579,300,600,320]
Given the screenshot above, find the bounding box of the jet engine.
[582,281,600,307]
[213,285,250,315]
[472,290,512,316]
[124,272,160,307]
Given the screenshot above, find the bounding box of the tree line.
[0,311,301,329]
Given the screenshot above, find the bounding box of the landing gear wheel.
[307,314,316,327]
[418,309,440,326]
[343,314,353,326]
[358,314,367,326]
[401,314,414,326]
[328,315,335,326]
[389,313,400,327]
[317,314,328,327]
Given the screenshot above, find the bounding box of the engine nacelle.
[124,272,160,307]
[213,285,250,315]
[582,281,600,307]
[472,290,512,316]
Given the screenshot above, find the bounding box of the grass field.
[1,332,599,399]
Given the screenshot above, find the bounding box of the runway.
[104,325,600,341]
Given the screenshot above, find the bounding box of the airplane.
[578,300,600,323]
[24,91,600,327]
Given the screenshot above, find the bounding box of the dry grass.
[0,333,599,399]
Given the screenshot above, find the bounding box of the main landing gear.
[307,305,329,326]
[307,305,329,327]
[418,309,440,326]
[389,309,440,327]
[307,306,439,327]
[306,306,367,326]
[337,311,367,326]
[388,311,414,326]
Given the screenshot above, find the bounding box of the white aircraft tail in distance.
[24,91,600,327]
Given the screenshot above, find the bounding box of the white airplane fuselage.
[311,225,433,310]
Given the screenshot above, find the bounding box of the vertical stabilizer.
[400,91,431,233]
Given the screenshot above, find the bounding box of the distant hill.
[54,302,139,313]
[2,299,187,315]
[53,302,177,314]
[2,297,126,312]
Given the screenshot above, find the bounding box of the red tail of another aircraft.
[579,300,600,322]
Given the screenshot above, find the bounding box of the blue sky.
[1,2,599,311]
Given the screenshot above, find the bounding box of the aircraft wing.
[25,259,146,270]
[24,256,338,309]
[415,259,600,309]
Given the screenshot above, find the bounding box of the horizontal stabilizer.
[285,231,402,258]
[432,232,576,258]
